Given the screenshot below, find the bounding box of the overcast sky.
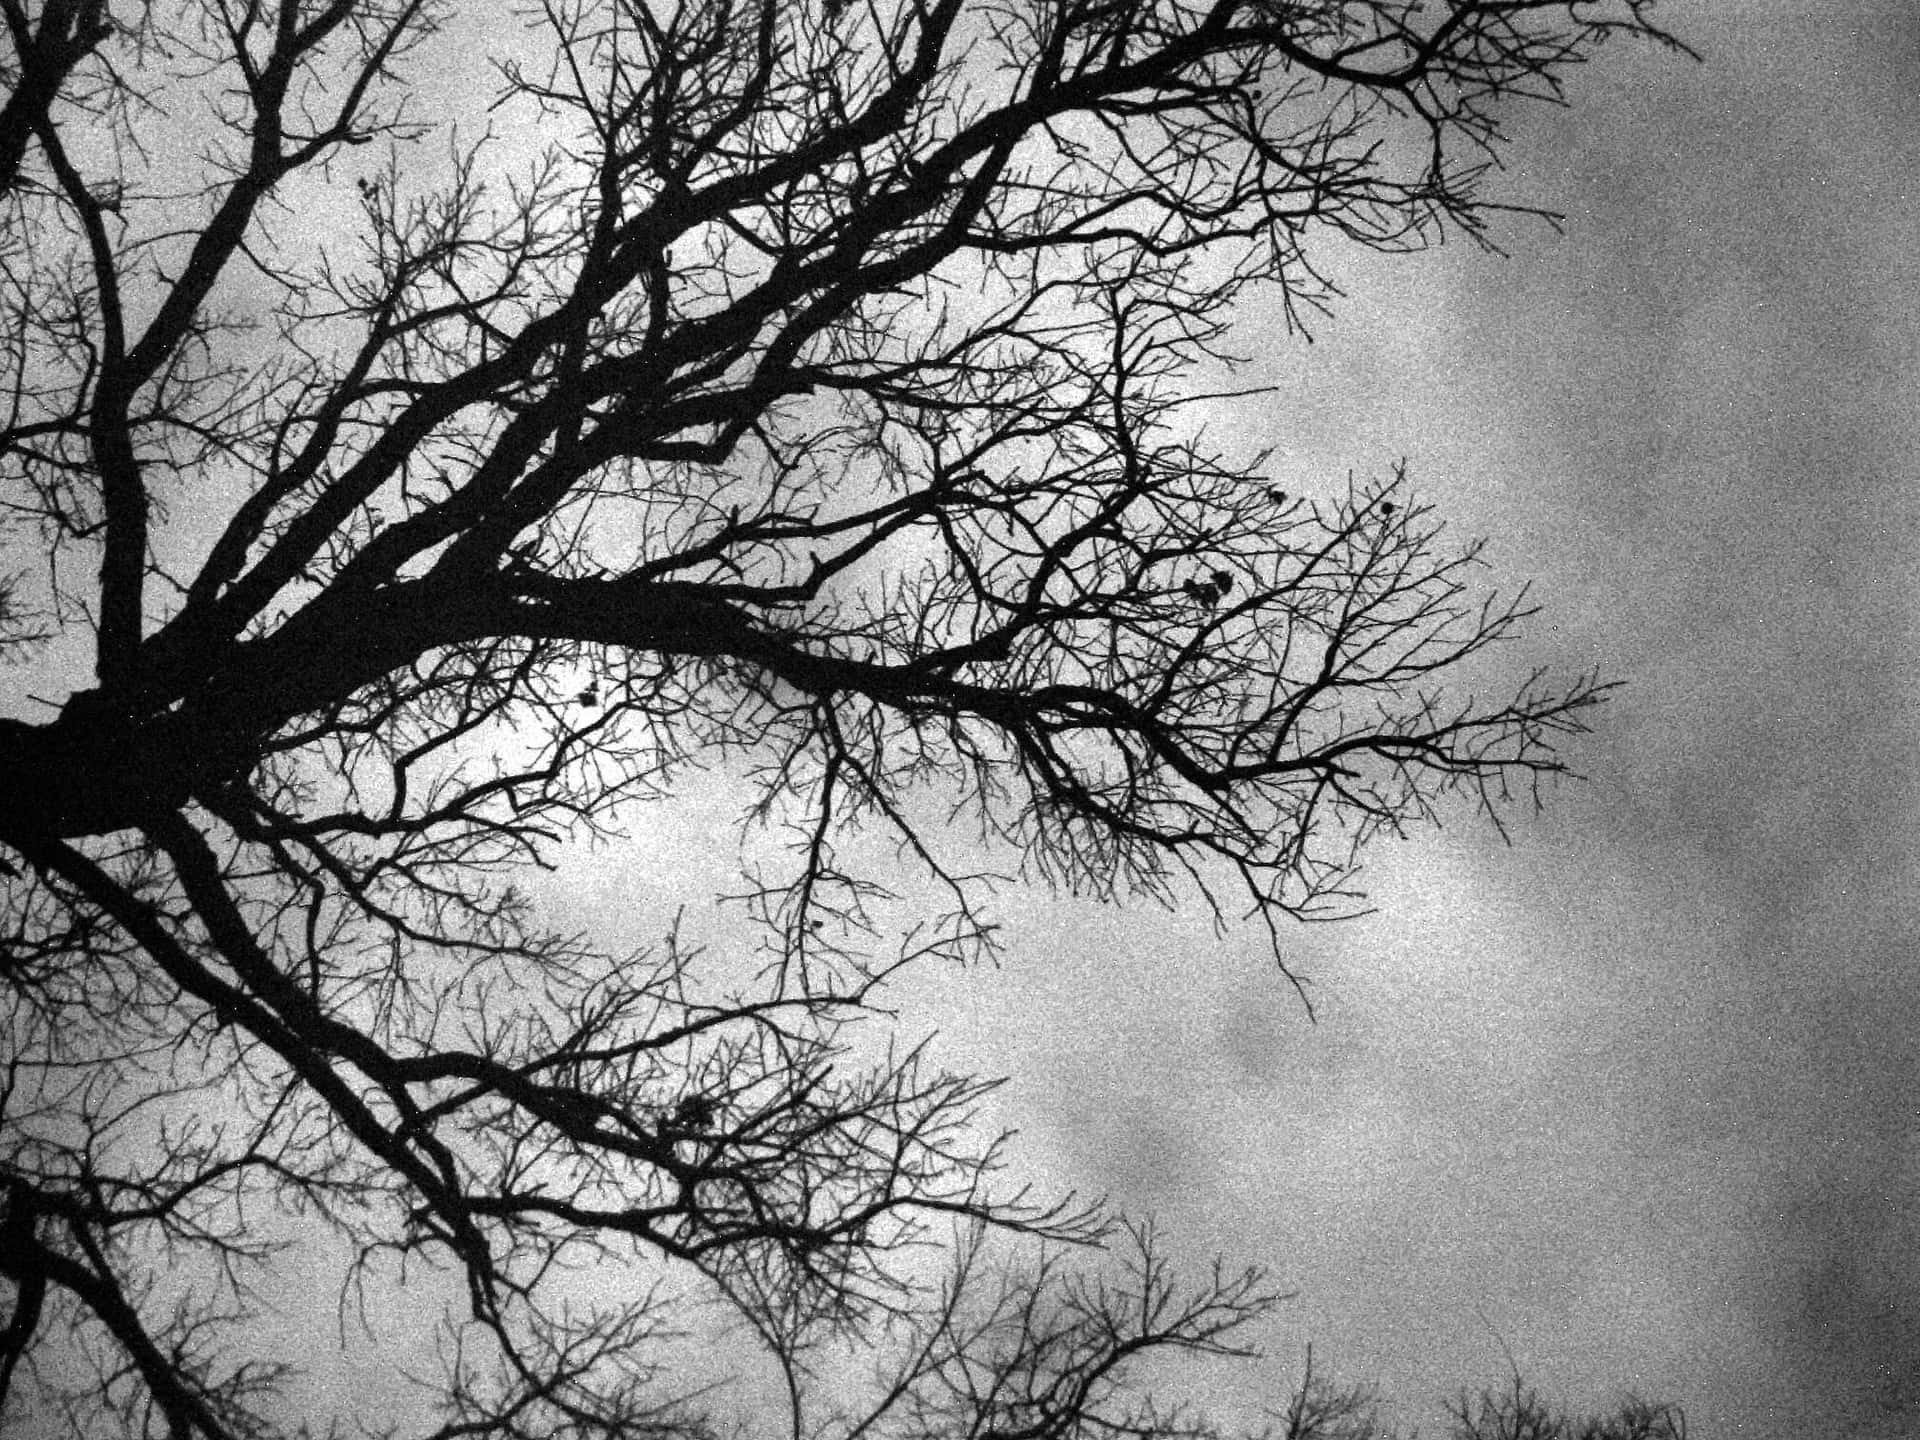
[834,7,1920,1438]
[12,5,1913,1438]
[300,8,1918,1434]
[530,7,1920,1437]
[138,7,1920,1439]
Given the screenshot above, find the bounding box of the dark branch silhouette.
[0,2,1689,1435]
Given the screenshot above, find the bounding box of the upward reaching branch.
[0,0,114,195]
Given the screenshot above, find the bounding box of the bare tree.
[1277,1345,1395,1440]
[1262,1352,1687,1440]
[0,2,1687,1436]
[1447,1371,1688,1440]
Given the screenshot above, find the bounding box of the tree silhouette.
[0,2,1686,1436]
[1278,1346,1395,1440]
[1446,1371,1688,1440]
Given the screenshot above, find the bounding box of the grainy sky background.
[834,6,1920,1437]
[546,7,1919,1436]
[542,6,1920,1437]
[11,4,1915,1438]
